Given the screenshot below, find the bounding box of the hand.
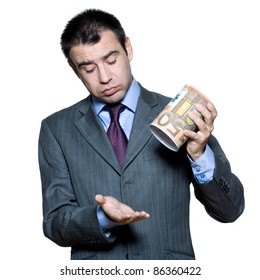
[183,102,217,161]
[95,194,150,225]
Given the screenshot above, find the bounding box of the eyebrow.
[77,50,119,69]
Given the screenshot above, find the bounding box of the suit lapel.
[75,97,121,172]
[124,86,161,168]
[74,86,165,172]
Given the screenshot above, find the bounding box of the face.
[69,30,133,103]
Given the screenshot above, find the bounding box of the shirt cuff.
[96,205,118,231]
[187,144,215,184]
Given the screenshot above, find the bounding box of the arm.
[184,102,245,222]
[38,120,113,247]
[193,134,244,222]
[188,144,215,183]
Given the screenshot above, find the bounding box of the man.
[38,9,244,260]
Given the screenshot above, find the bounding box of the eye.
[84,65,96,73]
[85,68,95,73]
[107,59,116,65]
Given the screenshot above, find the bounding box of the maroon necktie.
[105,103,128,166]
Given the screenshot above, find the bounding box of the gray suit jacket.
[38,84,244,260]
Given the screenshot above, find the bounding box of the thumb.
[95,194,105,206]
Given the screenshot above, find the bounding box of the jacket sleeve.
[38,119,117,247]
[192,135,245,223]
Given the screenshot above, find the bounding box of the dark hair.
[60,9,127,59]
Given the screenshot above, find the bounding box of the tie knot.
[105,103,125,121]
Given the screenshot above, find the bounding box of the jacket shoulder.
[42,97,89,124]
[138,83,171,106]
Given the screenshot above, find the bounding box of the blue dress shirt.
[92,78,140,140]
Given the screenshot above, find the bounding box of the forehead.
[69,30,122,62]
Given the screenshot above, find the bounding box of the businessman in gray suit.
[38,9,244,260]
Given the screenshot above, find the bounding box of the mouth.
[101,86,119,96]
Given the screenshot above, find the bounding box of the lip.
[101,86,119,96]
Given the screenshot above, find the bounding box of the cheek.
[114,60,132,80]
[122,59,132,77]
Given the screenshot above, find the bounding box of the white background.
[1,0,259,279]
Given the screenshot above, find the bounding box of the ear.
[125,37,133,61]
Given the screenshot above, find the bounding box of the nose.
[98,65,112,84]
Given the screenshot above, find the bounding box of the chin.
[107,92,125,104]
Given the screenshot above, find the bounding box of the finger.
[131,211,150,221]
[117,211,150,224]
[194,104,215,132]
[95,194,105,205]
[207,102,218,120]
[114,212,133,223]
[187,111,208,134]
[195,104,212,123]
[196,102,217,122]
[183,128,198,140]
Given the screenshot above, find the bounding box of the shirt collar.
[92,78,140,115]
